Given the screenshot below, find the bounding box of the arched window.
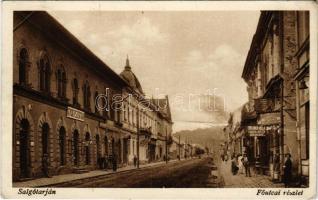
[83,81,91,111]
[39,54,51,93]
[72,78,79,107]
[18,48,29,85]
[56,65,67,99]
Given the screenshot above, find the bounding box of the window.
[18,48,29,85]
[83,80,91,111]
[39,54,51,93]
[297,11,309,46]
[57,65,67,99]
[72,78,79,107]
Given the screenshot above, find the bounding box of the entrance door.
[118,140,122,164]
[19,119,30,178]
[73,130,79,165]
[123,139,128,164]
[96,135,100,165]
[85,132,90,165]
[42,123,49,163]
[59,127,66,166]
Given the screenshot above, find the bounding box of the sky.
[50,11,260,132]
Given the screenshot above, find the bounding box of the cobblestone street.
[218,160,284,188]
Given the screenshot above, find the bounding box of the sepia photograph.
[1,1,317,199]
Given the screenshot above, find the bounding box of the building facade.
[13,11,173,181]
[239,11,309,186]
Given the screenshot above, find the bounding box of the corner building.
[13,11,173,181]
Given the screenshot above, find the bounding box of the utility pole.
[165,128,168,164]
[178,135,181,160]
[136,105,140,169]
[280,79,284,181]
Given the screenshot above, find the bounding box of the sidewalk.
[218,160,284,188]
[13,159,179,188]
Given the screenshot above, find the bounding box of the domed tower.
[120,56,144,95]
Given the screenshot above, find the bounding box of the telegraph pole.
[178,135,181,160]
[280,79,284,181]
[136,105,140,168]
[165,129,168,164]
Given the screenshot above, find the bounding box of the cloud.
[108,17,167,45]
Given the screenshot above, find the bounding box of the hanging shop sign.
[67,107,84,121]
[254,98,275,113]
[258,112,280,125]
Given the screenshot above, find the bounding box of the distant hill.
[173,126,226,154]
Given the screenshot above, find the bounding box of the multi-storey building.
[293,11,309,186]
[119,59,173,164]
[240,11,309,186]
[13,11,173,181]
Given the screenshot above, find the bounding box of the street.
[53,157,215,188]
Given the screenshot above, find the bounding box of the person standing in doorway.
[283,153,293,187]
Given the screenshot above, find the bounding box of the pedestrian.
[112,154,117,172]
[220,153,224,162]
[224,153,228,162]
[283,153,293,187]
[242,153,251,177]
[133,155,137,167]
[103,156,108,170]
[231,154,239,175]
[237,154,244,174]
[42,153,51,178]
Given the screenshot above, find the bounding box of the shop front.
[257,112,281,179]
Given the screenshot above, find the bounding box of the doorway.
[59,127,66,166]
[19,119,30,178]
[85,132,90,165]
[41,123,50,163]
[73,130,79,165]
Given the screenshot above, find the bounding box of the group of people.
[97,154,119,171]
[220,151,293,187]
[229,153,251,177]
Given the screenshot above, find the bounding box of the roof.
[120,57,144,94]
[152,96,172,122]
[14,11,128,87]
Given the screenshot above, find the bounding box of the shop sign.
[254,98,274,113]
[67,107,84,121]
[247,126,265,137]
[258,112,280,125]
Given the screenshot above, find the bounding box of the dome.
[120,57,143,94]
